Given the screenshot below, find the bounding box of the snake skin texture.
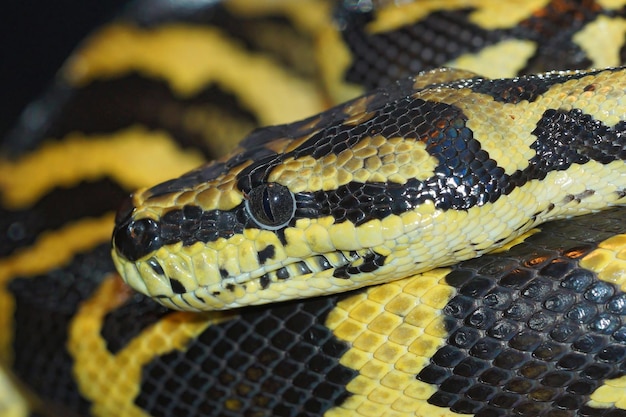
[111,67,626,311]
[1,1,626,416]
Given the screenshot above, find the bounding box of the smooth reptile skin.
[2,1,626,417]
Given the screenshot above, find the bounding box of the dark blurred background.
[0,0,129,139]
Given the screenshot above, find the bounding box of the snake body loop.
[2,1,626,416]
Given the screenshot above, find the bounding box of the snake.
[2,1,626,416]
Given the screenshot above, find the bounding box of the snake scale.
[2,1,626,416]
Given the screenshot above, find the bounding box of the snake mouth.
[251,248,387,289]
[192,248,387,310]
[115,247,388,311]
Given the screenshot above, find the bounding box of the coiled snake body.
[2,1,626,416]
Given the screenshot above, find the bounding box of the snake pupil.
[245,183,295,230]
[262,187,275,222]
[113,218,163,262]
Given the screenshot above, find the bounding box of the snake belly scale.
[2,1,626,417]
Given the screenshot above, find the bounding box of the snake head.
[109,87,451,311]
[112,67,626,311]
[110,159,404,311]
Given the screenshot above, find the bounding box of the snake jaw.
[109,67,626,311]
[113,245,389,311]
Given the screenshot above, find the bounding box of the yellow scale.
[2,0,626,416]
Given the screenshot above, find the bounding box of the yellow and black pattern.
[9,208,626,416]
[111,66,626,311]
[322,0,626,101]
[2,1,626,417]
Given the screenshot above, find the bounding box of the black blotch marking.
[456,70,601,104]
[333,267,350,279]
[226,283,236,292]
[337,7,502,90]
[295,261,313,276]
[421,208,626,416]
[257,245,276,265]
[134,295,358,417]
[333,251,387,278]
[259,274,270,290]
[275,228,289,247]
[220,269,229,279]
[102,295,171,355]
[5,73,257,159]
[512,0,599,74]
[169,278,186,294]
[528,108,626,168]
[1,178,127,257]
[148,258,165,275]
[8,244,114,416]
[133,74,625,250]
[336,0,606,91]
[276,267,290,280]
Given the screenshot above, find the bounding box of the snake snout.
[113,215,163,262]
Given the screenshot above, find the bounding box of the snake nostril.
[113,217,163,262]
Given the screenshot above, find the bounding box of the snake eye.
[245,183,295,230]
[113,218,162,261]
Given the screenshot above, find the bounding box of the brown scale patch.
[263,137,297,154]
[342,94,378,127]
[267,135,439,193]
[284,131,321,153]
[412,68,482,90]
[298,114,326,131]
